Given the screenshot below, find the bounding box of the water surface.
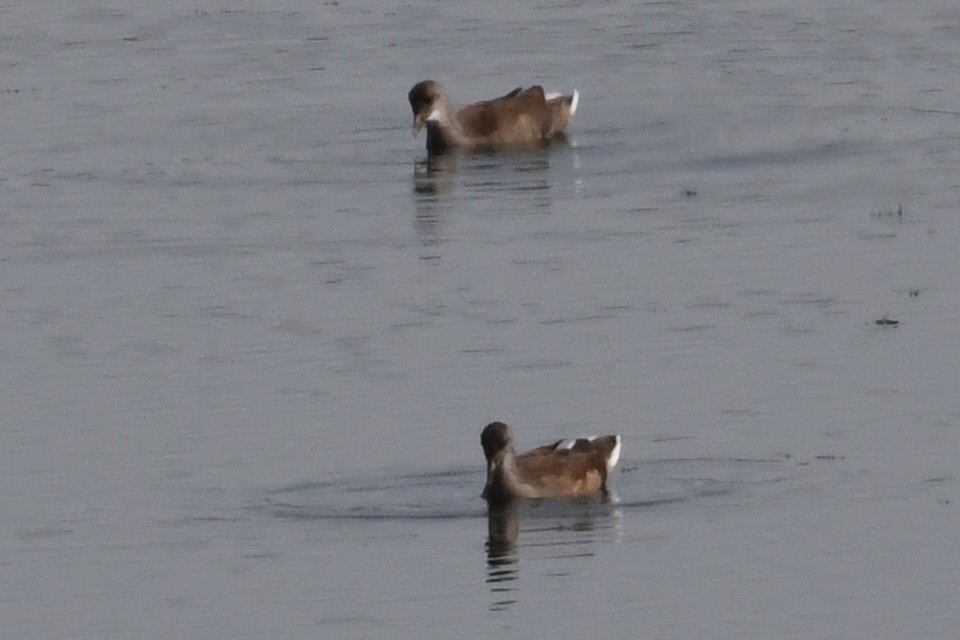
[2,1,959,638]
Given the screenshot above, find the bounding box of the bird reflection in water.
[411,156,457,252]
[484,496,622,612]
[412,149,557,199]
[485,505,520,611]
[412,155,458,197]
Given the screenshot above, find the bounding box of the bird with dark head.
[408,80,579,155]
[480,421,620,506]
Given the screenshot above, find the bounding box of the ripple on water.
[258,454,797,524]
[262,468,486,521]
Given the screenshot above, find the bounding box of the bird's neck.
[425,104,470,153]
[483,449,517,502]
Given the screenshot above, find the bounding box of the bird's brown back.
[456,86,554,142]
[514,446,609,498]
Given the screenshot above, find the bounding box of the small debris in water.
[872,203,903,219]
[875,316,899,327]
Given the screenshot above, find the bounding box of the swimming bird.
[408,80,579,155]
[480,421,620,506]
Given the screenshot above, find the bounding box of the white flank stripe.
[606,435,621,471]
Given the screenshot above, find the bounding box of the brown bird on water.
[408,80,579,155]
[480,421,620,506]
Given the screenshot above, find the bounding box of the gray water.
[3,1,959,638]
